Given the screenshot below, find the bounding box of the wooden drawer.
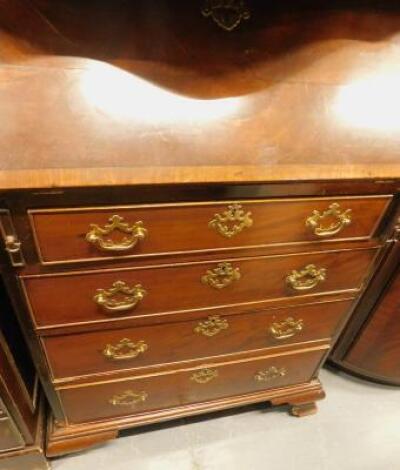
[43,299,352,381]
[29,196,390,265]
[58,346,327,424]
[22,248,377,329]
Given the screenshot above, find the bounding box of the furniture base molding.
[46,379,325,457]
[0,447,50,470]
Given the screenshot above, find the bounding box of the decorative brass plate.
[103,338,148,361]
[191,368,219,384]
[93,280,147,313]
[201,262,241,289]
[269,317,304,340]
[255,366,287,382]
[194,315,229,337]
[109,390,148,407]
[209,204,253,238]
[202,0,250,31]
[306,203,352,237]
[286,264,327,291]
[86,214,147,252]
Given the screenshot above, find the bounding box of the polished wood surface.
[43,299,352,381]
[22,248,377,329]
[29,196,390,265]
[58,346,327,424]
[1,2,400,188]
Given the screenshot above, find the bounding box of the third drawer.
[43,299,353,381]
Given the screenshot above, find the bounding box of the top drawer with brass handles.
[28,196,391,265]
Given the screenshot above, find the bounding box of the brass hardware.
[194,315,229,337]
[306,203,352,237]
[269,317,304,340]
[201,262,241,289]
[103,338,148,361]
[191,368,218,384]
[286,264,327,291]
[5,235,21,254]
[0,210,25,267]
[93,281,147,313]
[86,215,147,252]
[255,366,287,382]
[202,0,250,31]
[209,204,253,238]
[109,390,147,407]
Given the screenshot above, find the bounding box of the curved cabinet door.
[344,266,400,384]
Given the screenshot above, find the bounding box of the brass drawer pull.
[286,264,326,291]
[269,317,304,340]
[306,203,352,237]
[103,338,148,361]
[209,204,253,238]
[201,262,241,289]
[86,215,147,252]
[202,0,250,32]
[109,390,147,407]
[255,366,287,382]
[94,280,147,313]
[195,315,229,337]
[191,368,218,384]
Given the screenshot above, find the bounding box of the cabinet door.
[344,266,400,383]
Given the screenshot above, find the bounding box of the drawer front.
[58,347,327,424]
[23,248,376,328]
[0,418,24,451]
[29,196,390,264]
[44,300,352,380]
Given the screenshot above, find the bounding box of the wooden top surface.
[1,1,400,189]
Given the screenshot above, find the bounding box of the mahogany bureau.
[1,0,400,459]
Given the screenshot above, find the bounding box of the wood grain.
[1,4,400,188]
[29,196,390,265]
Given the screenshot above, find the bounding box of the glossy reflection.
[80,62,243,125]
[333,71,400,132]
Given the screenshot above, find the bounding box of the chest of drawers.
[1,0,400,459]
[0,186,397,457]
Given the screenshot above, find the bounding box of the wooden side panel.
[58,347,327,424]
[22,248,377,328]
[29,196,390,264]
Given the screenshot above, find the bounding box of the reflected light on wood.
[79,62,243,125]
[333,71,400,132]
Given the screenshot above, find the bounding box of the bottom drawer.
[58,346,327,424]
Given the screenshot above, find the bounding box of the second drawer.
[22,247,377,329]
[43,299,352,381]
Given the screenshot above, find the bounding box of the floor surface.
[52,368,400,470]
